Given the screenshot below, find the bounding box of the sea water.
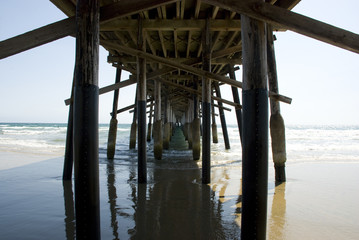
[1,123,359,166]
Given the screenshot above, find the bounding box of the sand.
[0,155,358,239]
[0,151,64,170]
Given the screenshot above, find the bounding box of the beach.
[0,123,359,239]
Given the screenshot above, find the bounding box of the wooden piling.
[73,0,100,238]
[214,82,230,149]
[192,79,201,160]
[267,25,287,182]
[211,99,218,144]
[63,73,74,181]
[229,65,243,144]
[187,101,193,149]
[202,17,211,184]
[153,80,163,160]
[147,100,153,142]
[163,95,171,150]
[137,18,147,183]
[241,11,268,240]
[129,105,137,149]
[107,67,122,159]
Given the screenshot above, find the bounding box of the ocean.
[0,122,359,239]
[1,122,359,166]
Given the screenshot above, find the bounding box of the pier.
[1,0,359,239]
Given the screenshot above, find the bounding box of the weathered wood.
[203,0,359,54]
[108,55,242,65]
[147,101,154,142]
[211,100,218,144]
[0,0,179,59]
[129,90,137,149]
[73,0,100,239]
[145,45,242,80]
[163,96,171,150]
[214,82,230,149]
[202,17,211,184]
[101,19,242,31]
[267,25,287,182]
[102,40,292,104]
[229,65,243,144]
[187,101,193,149]
[240,12,268,240]
[107,68,122,159]
[158,77,240,109]
[100,0,179,24]
[0,17,75,59]
[137,18,147,183]
[63,70,75,181]
[192,80,201,160]
[65,77,136,106]
[154,80,163,160]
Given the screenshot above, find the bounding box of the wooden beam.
[102,40,292,104]
[158,77,240,108]
[100,0,179,24]
[101,19,242,31]
[0,0,179,59]
[0,17,75,59]
[65,77,136,105]
[202,0,359,54]
[108,55,242,65]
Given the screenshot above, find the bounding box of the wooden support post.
[63,73,75,181]
[267,25,287,183]
[240,11,269,240]
[147,100,153,142]
[73,0,100,239]
[202,17,212,184]
[163,94,171,150]
[107,67,122,159]
[192,79,201,160]
[129,93,137,149]
[211,98,218,144]
[153,80,163,160]
[183,110,189,140]
[229,65,243,144]
[137,18,147,183]
[187,100,193,149]
[213,82,230,149]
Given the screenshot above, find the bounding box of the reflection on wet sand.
[106,161,119,240]
[62,127,242,239]
[63,181,75,240]
[268,182,287,240]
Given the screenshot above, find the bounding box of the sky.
[0,0,359,125]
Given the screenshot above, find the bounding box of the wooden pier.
[2,0,359,239]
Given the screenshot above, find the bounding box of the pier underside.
[3,0,359,239]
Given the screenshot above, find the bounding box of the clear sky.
[0,0,358,125]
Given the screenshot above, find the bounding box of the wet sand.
[0,154,359,239]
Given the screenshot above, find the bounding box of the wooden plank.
[202,0,359,54]
[102,40,292,104]
[100,0,179,23]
